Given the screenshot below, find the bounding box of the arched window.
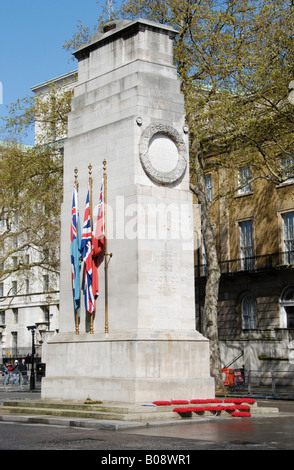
[242,295,256,329]
[280,287,294,328]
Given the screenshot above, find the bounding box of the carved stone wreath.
[139,123,187,184]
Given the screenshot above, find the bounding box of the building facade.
[0,150,60,364]
[2,65,294,388]
[196,163,294,382]
[0,71,77,365]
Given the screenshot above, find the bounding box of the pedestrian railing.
[3,368,294,397]
[2,371,29,389]
[244,370,294,397]
[1,369,41,390]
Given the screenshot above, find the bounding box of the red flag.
[91,246,99,302]
[93,179,105,266]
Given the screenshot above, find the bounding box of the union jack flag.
[70,186,78,243]
[70,185,81,311]
[81,187,95,313]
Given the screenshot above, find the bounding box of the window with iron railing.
[283,212,294,264]
[196,250,294,277]
[240,220,254,270]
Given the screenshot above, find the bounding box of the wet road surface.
[120,400,294,450]
[0,418,288,451]
[122,413,294,450]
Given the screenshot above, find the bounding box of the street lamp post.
[27,325,36,391]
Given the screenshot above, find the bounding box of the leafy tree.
[114,0,294,390]
[0,82,74,298]
[3,0,294,392]
[62,1,114,54]
[62,0,226,389]
[62,0,294,390]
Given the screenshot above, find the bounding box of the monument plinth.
[42,19,214,402]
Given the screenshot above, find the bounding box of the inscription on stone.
[148,252,187,295]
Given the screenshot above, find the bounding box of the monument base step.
[0,400,179,422]
[0,399,279,423]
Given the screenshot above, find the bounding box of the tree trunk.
[190,153,225,393]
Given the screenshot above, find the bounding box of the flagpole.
[103,159,109,333]
[74,167,79,335]
[108,0,113,20]
[88,163,94,334]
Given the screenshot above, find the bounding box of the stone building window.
[240,220,254,270]
[280,286,294,328]
[11,332,18,356]
[238,166,252,194]
[281,156,294,184]
[0,311,5,325]
[13,308,18,324]
[43,275,49,292]
[11,281,17,296]
[283,212,294,264]
[242,295,256,329]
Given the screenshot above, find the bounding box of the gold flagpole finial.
[74,167,78,190]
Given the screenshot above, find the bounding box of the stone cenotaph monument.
[41,19,215,402]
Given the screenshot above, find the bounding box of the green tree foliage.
[119,0,294,179]
[116,0,294,390]
[62,1,115,54]
[3,0,294,389]
[0,82,74,291]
